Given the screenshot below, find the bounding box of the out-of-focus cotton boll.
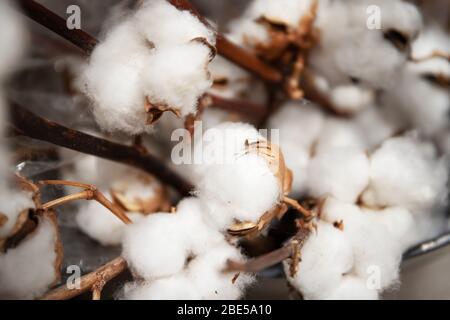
[325,276,378,300]
[0,189,34,240]
[209,56,266,104]
[0,214,61,299]
[329,85,374,114]
[311,0,421,89]
[187,243,254,300]
[79,20,151,135]
[314,118,366,154]
[75,196,143,246]
[194,122,282,228]
[385,26,450,137]
[227,0,315,46]
[122,276,201,300]
[122,197,224,279]
[79,0,216,134]
[284,222,354,300]
[268,102,324,196]
[321,198,402,289]
[362,135,448,212]
[354,105,402,150]
[307,148,369,203]
[0,1,27,79]
[363,206,416,251]
[269,102,324,150]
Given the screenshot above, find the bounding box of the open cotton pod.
[110,173,170,215]
[0,209,63,299]
[122,197,225,280]
[194,122,301,235]
[361,134,448,212]
[78,0,216,134]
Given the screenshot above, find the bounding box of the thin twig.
[40,257,128,300]
[207,93,267,119]
[39,180,132,224]
[9,102,194,196]
[225,227,310,273]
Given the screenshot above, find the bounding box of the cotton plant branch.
[39,180,132,225]
[8,102,194,196]
[17,0,99,55]
[40,256,128,300]
[225,226,310,274]
[17,0,269,120]
[18,0,281,83]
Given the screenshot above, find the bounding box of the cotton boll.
[268,101,324,150]
[284,222,354,300]
[209,56,266,103]
[307,148,369,203]
[0,1,27,78]
[321,198,402,289]
[314,118,366,154]
[311,0,422,89]
[278,143,309,197]
[198,154,281,227]
[362,135,448,212]
[187,243,254,299]
[122,276,201,300]
[227,0,315,47]
[75,197,143,246]
[0,188,34,240]
[134,0,215,49]
[325,276,378,300]
[353,105,402,150]
[143,42,212,117]
[122,197,224,279]
[0,213,61,299]
[362,206,416,251]
[79,20,151,134]
[329,85,374,114]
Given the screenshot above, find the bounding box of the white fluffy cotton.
[0,215,60,299]
[307,147,370,203]
[0,188,34,240]
[362,135,448,212]
[79,0,216,134]
[122,197,224,279]
[194,122,282,228]
[123,241,253,300]
[321,197,403,289]
[284,222,354,300]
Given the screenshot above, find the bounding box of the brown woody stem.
[40,257,127,300]
[225,227,310,273]
[9,103,193,196]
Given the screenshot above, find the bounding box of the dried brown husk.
[110,174,170,214]
[245,0,320,99]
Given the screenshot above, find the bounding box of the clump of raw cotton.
[120,121,296,299]
[385,25,450,137]
[121,197,254,300]
[61,152,168,246]
[78,0,216,135]
[283,134,448,299]
[0,212,62,299]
